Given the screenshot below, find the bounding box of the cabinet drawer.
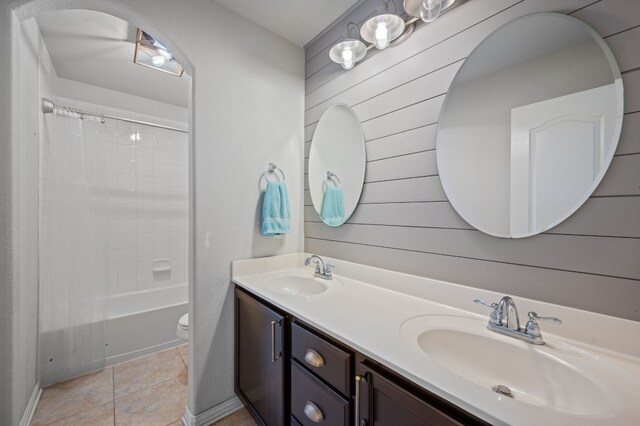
[291,361,349,426]
[291,322,351,395]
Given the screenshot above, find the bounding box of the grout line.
[113,374,185,402]
[112,368,116,425]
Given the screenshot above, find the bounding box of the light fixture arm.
[346,22,360,39]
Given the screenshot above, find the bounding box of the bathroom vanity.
[235,287,485,425]
[233,254,640,426]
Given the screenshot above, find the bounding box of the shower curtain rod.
[41,98,188,134]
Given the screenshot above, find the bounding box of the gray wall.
[303,0,640,321]
[1,0,304,423]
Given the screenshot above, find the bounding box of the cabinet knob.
[303,401,325,422]
[304,349,325,368]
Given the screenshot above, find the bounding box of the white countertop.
[231,253,640,426]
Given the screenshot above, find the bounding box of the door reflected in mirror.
[436,13,623,238]
[308,104,365,227]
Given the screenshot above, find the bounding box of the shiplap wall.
[303,0,640,321]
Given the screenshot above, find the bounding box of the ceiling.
[211,0,362,47]
[35,3,359,107]
[36,10,190,107]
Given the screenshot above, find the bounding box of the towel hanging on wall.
[321,185,345,227]
[261,164,290,236]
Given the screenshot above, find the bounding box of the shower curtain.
[39,110,111,385]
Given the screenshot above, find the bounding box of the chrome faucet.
[474,296,561,345]
[304,255,334,280]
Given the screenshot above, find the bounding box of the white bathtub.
[39,283,188,385]
[105,283,188,366]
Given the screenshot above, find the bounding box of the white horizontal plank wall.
[303,0,640,321]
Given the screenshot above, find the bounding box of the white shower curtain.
[39,110,111,385]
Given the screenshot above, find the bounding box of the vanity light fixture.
[134,29,184,77]
[360,0,405,49]
[404,0,456,23]
[332,0,459,70]
[329,22,367,70]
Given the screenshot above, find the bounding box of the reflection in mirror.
[437,13,623,238]
[309,104,366,227]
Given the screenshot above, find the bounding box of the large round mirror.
[437,13,623,238]
[309,104,365,226]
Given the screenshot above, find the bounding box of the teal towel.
[320,186,346,227]
[261,181,290,236]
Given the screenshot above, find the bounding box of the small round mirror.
[436,13,623,238]
[309,104,366,227]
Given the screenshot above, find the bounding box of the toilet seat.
[176,313,189,340]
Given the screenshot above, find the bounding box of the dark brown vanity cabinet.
[235,287,486,426]
[356,362,460,425]
[235,288,288,426]
[290,322,352,425]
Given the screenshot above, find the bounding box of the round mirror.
[309,104,365,227]
[437,13,623,238]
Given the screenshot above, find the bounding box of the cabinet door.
[235,288,286,426]
[356,366,463,426]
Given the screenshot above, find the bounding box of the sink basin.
[258,272,341,296]
[401,315,621,417]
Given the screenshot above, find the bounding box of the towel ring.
[326,171,341,187]
[265,162,285,182]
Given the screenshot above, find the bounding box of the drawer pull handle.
[271,320,281,362]
[304,349,325,368]
[303,401,325,422]
[355,375,362,425]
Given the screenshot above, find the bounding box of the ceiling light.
[332,0,458,71]
[152,55,166,67]
[360,0,405,50]
[134,29,184,77]
[329,23,367,70]
[420,0,442,22]
[403,0,456,23]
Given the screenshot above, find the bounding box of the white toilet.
[176,313,189,340]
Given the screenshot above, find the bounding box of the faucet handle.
[474,299,500,325]
[525,311,561,340]
[474,299,498,309]
[527,311,562,324]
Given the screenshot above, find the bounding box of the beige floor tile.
[114,374,187,426]
[210,408,257,426]
[50,401,114,426]
[177,344,188,367]
[167,421,183,426]
[113,348,187,398]
[32,368,113,426]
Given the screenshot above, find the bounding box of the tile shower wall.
[303,0,640,321]
[40,97,188,295]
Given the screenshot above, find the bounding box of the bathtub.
[105,283,188,366]
[39,283,188,386]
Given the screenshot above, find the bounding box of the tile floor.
[31,344,257,426]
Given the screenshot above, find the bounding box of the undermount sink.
[257,270,341,296]
[400,315,623,417]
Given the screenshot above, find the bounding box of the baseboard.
[104,338,185,367]
[20,382,41,426]
[182,396,243,426]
